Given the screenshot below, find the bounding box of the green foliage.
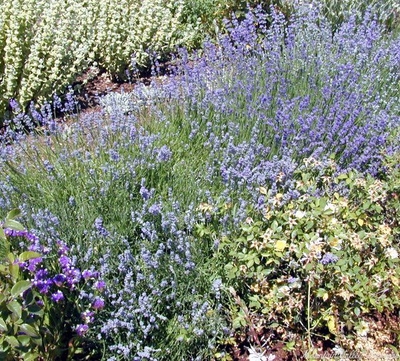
[0,210,43,361]
[209,155,400,346]
[0,210,104,360]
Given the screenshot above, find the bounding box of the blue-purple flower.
[92,297,105,310]
[75,324,89,336]
[51,290,65,303]
[320,252,339,265]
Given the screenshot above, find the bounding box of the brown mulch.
[226,310,400,361]
[69,62,176,119]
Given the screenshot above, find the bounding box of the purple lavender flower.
[148,203,161,215]
[9,99,20,111]
[64,267,82,288]
[140,185,151,200]
[53,274,67,287]
[75,324,89,336]
[157,145,172,162]
[94,217,109,237]
[81,310,95,324]
[57,241,69,256]
[92,297,105,310]
[94,280,106,292]
[109,149,120,162]
[59,255,71,269]
[25,257,43,272]
[82,269,94,280]
[51,290,64,303]
[35,280,52,294]
[320,253,339,265]
[288,276,299,284]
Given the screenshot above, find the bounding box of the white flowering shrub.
[0,0,202,123]
[99,84,166,116]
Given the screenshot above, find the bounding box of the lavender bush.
[0,4,399,360]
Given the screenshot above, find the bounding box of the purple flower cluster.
[320,252,339,265]
[96,193,226,358]
[5,229,106,338]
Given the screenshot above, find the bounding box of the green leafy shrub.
[0,210,105,360]
[207,155,400,350]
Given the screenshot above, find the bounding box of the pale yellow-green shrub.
[92,0,201,79]
[0,0,202,122]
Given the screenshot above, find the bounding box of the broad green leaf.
[19,323,40,338]
[11,280,32,298]
[0,318,7,332]
[336,259,346,266]
[6,209,21,221]
[0,264,9,275]
[5,335,19,347]
[3,219,24,231]
[9,263,19,280]
[21,352,40,361]
[305,263,313,271]
[17,335,30,346]
[7,300,22,320]
[27,304,44,317]
[0,228,5,241]
[305,221,314,230]
[31,336,43,346]
[7,253,14,263]
[19,252,41,262]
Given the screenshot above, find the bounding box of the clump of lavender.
[96,196,227,360]
[163,5,399,183]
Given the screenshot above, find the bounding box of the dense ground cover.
[0,1,400,360]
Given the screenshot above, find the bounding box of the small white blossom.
[385,247,398,259]
[248,345,276,361]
